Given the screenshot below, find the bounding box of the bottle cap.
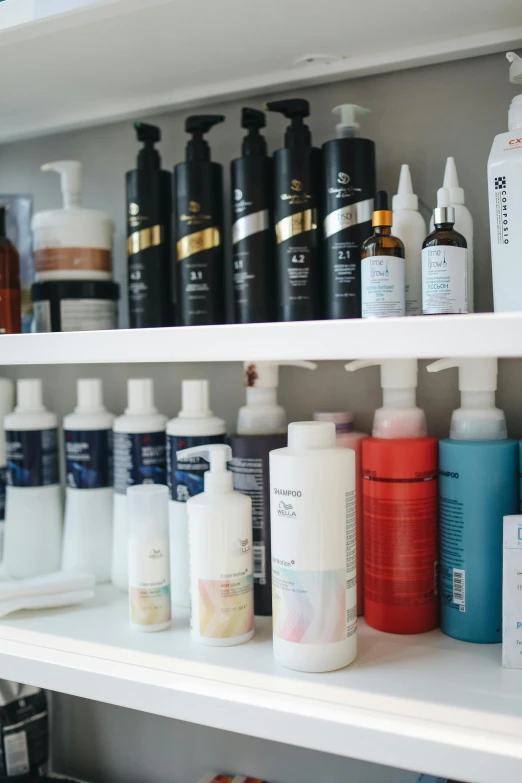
[442,157,465,205]
[175,443,233,494]
[76,378,104,413]
[179,379,212,418]
[41,161,82,209]
[392,164,418,211]
[372,190,392,227]
[16,379,45,413]
[332,104,371,139]
[313,411,354,434]
[287,421,336,450]
[127,483,169,537]
[126,379,157,416]
[433,187,455,226]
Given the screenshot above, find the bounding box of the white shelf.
[0,585,518,783]
[1,0,521,142]
[1,313,522,365]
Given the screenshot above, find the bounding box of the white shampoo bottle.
[62,379,115,583]
[128,484,171,632]
[269,421,356,673]
[392,164,426,316]
[112,379,167,592]
[4,380,62,578]
[0,379,15,561]
[178,444,254,646]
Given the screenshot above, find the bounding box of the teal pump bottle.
[427,358,518,643]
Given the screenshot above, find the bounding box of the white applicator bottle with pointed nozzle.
[430,157,473,311]
[392,164,426,316]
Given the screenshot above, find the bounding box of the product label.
[60,299,117,331]
[167,433,225,502]
[0,687,48,778]
[129,536,171,627]
[65,429,112,489]
[421,246,468,314]
[34,247,111,274]
[113,431,166,494]
[198,572,254,639]
[361,255,405,317]
[6,429,59,487]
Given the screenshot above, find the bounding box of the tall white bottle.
[392,164,426,316]
[430,157,474,311]
[488,52,522,312]
[166,380,226,608]
[0,379,14,561]
[4,380,62,578]
[178,444,253,646]
[62,379,115,583]
[270,421,356,672]
[112,379,167,592]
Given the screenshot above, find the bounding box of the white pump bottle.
[345,359,427,438]
[430,157,473,311]
[32,160,114,282]
[392,164,426,316]
[178,444,254,646]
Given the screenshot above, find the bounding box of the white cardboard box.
[502,514,522,669]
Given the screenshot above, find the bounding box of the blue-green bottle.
[427,358,518,643]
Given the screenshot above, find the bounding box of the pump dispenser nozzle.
[184,115,225,162]
[241,108,267,157]
[41,161,82,209]
[392,164,418,211]
[426,357,506,440]
[265,99,311,147]
[345,359,427,438]
[506,52,522,130]
[176,443,233,493]
[333,104,371,138]
[507,51,522,84]
[433,186,455,225]
[134,122,161,169]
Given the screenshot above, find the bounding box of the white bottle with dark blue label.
[3,379,62,578]
[166,380,226,608]
[62,379,115,583]
[112,379,167,592]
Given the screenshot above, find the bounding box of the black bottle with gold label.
[265,99,322,322]
[126,122,173,328]
[174,115,225,326]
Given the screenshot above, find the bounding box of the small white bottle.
[62,379,115,583]
[430,157,474,311]
[0,379,15,561]
[178,444,254,646]
[112,379,167,592]
[392,164,426,316]
[3,380,62,578]
[128,484,171,632]
[270,421,356,673]
[166,380,226,609]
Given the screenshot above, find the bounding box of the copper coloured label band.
[35,248,112,273]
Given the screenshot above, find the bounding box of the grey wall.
[0,50,515,326]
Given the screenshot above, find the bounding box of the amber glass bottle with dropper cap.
[0,207,21,334]
[361,191,405,318]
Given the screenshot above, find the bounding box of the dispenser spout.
[442,157,465,204]
[332,104,371,138]
[41,161,82,209]
[176,443,233,493]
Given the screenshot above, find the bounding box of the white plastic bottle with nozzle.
[32,160,114,282]
[430,157,473,311]
[0,379,14,561]
[166,380,226,609]
[270,421,356,672]
[179,444,254,646]
[488,52,522,312]
[392,165,426,316]
[128,484,171,633]
[112,379,167,592]
[62,379,115,583]
[3,380,62,578]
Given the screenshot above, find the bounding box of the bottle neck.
[461,391,495,409]
[434,221,454,231]
[246,387,277,407]
[382,388,416,409]
[374,225,392,236]
[242,130,266,157]
[187,134,210,162]
[138,143,160,170]
[285,118,311,148]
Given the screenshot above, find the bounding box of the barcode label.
[4,731,29,776]
[253,543,266,584]
[453,568,465,608]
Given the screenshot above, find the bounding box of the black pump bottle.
[231,108,274,324]
[265,99,322,322]
[174,115,225,326]
[126,122,173,328]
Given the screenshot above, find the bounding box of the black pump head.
[241,108,267,157]
[241,107,266,130]
[264,99,311,148]
[134,121,161,169]
[185,115,225,162]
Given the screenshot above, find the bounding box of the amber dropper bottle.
[0,207,21,334]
